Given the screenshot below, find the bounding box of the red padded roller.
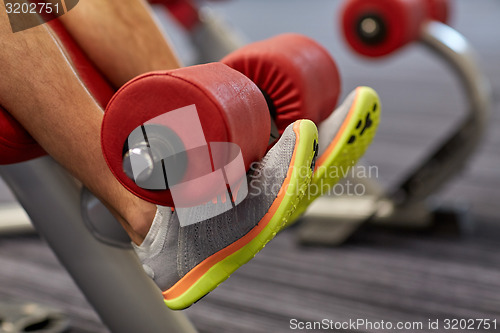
[342,0,426,57]
[341,0,450,57]
[149,0,200,30]
[0,109,45,164]
[222,33,340,134]
[101,62,270,207]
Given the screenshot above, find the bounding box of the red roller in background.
[148,0,229,31]
[149,0,200,31]
[423,0,449,23]
[341,0,450,57]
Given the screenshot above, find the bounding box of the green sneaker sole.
[286,86,381,226]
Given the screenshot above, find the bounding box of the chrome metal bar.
[392,21,491,204]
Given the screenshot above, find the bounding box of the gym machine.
[296,0,491,245]
[0,0,491,331]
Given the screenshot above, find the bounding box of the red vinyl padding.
[102,63,270,206]
[424,0,449,24]
[148,0,229,30]
[149,0,200,31]
[0,110,45,165]
[0,19,114,165]
[222,34,341,134]
[341,0,450,58]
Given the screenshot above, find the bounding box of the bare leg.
[0,0,180,244]
[59,0,181,88]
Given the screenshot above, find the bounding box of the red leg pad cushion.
[221,33,340,134]
[0,108,46,164]
[341,0,427,57]
[424,0,450,24]
[101,62,270,207]
[149,0,200,31]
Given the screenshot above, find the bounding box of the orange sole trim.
[316,87,360,169]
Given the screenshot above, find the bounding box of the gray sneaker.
[133,120,318,309]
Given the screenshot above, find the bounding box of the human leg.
[59,0,181,88]
[0,5,157,244]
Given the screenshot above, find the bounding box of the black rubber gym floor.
[1,0,499,332]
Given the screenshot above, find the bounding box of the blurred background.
[0,0,499,332]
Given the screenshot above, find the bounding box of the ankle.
[124,200,157,244]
